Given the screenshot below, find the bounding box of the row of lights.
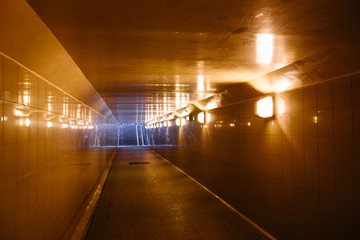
[146,96,275,129]
[16,117,94,129]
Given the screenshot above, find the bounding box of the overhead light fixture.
[256,34,274,63]
[256,96,274,118]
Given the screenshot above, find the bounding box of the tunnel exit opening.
[117,124,149,146]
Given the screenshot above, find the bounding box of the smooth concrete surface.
[0,54,117,239]
[86,148,269,240]
[149,74,360,239]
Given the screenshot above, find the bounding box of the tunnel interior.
[1,0,360,239]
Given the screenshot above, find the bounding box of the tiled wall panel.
[151,74,360,239]
[0,55,117,240]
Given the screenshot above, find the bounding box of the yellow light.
[206,113,211,122]
[62,123,68,128]
[25,118,30,127]
[229,123,235,127]
[14,109,24,117]
[47,121,53,128]
[197,75,205,91]
[23,92,30,105]
[47,103,53,113]
[88,126,94,129]
[256,34,273,63]
[181,118,186,126]
[313,116,318,124]
[197,112,205,124]
[256,96,274,118]
[247,122,251,126]
[175,118,181,126]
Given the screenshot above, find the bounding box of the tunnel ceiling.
[26,0,360,123]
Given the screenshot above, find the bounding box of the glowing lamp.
[175,118,181,126]
[256,96,274,118]
[197,112,211,123]
[197,112,205,123]
[181,118,186,125]
[25,118,30,127]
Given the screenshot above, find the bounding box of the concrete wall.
[0,55,117,239]
[150,75,360,239]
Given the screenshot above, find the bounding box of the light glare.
[256,96,274,118]
[256,34,274,63]
[197,112,205,124]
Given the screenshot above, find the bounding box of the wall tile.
[3,102,18,144]
[353,106,360,137]
[318,109,333,137]
[17,105,30,143]
[0,182,17,231]
[0,100,3,144]
[292,136,304,160]
[0,56,3,100]
[333,107,352,137]
[279,91,292,113]
[303,85,317,111]
[317,81,333,110]
[291,112,304,136]
[303,111,318,136]
[281,135,292,158]
[351,74,360,106]
[293,158,305,188]
[318,137,334,167]
[1,144,17,184]
[280,113,292,135]
[334,137,353,168]
[16,177,29,222]
[335,166,356,239]
[29,74,40,109]
[304,136,318,162]
[291,88,303,112]
[333,77,352,108]
[3,58,18,103]
[304,160,319,193]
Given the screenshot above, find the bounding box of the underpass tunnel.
[1,0,360,239]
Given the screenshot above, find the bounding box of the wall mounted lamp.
[255,96,274,118]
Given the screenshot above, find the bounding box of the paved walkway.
[86,148,270,240]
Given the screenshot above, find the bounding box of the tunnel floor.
[86,147,269,240]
